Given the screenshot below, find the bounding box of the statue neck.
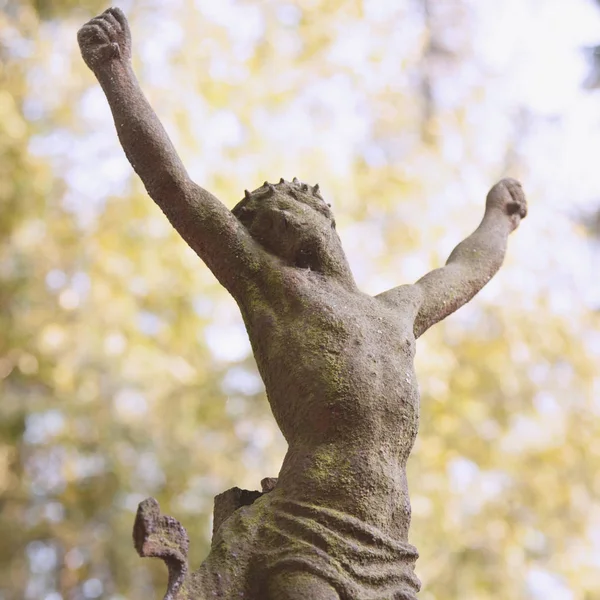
[302,237,357,292]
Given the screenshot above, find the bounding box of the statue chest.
[247,292,420,444]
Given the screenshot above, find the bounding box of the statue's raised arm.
[378,178,527,337]
[77,8,271,298]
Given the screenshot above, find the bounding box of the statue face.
[233,182,340,269]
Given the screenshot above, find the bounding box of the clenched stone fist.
[77,7,131,72]
[486,178,528,232]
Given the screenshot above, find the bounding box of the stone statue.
[78,8,527,600]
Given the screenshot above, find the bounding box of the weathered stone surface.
[78,8,527,599]
[133,498,189,600]
[260,477,278,493]
[212,486,263,541]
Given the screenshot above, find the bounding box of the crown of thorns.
[233,177,332,217]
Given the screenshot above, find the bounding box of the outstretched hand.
[485,178,528,232]
[77,7,132,72]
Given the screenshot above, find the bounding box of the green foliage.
[1,1,598,599]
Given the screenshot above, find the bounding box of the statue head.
[232,179,354,283]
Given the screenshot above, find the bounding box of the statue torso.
[240,268,421,537]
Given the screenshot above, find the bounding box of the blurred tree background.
[1,0,599,599]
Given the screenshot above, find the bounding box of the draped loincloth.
[195,490,421,599]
